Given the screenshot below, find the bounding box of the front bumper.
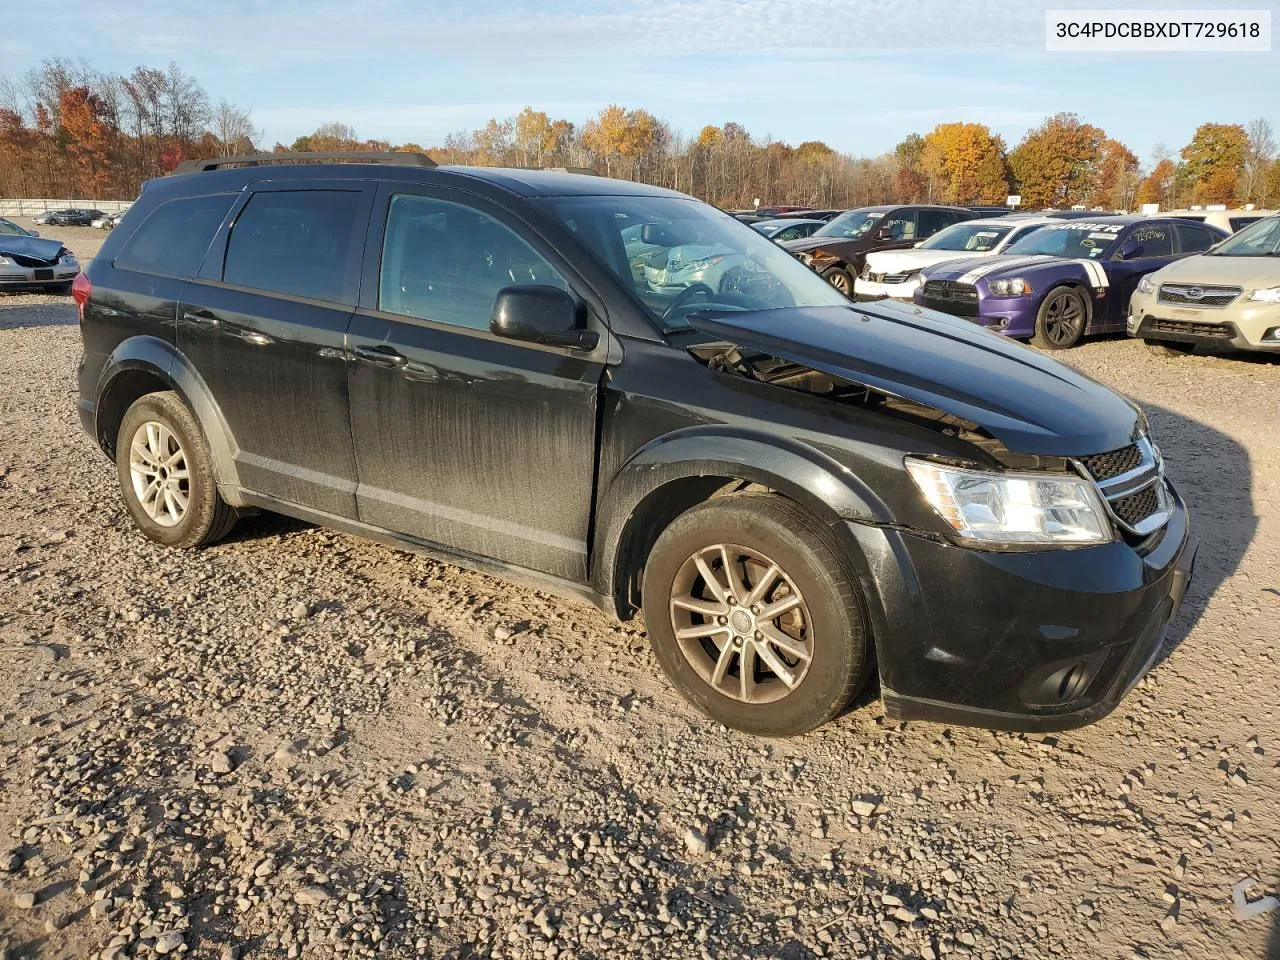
[839,483,1195,731]
[1128,289,1280,352]
[0,265,78,289]
[853,277,921,301]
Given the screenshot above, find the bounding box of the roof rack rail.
[170,151,438,175]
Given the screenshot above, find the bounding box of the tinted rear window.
[115,194,235,278]
[223,190,363,303]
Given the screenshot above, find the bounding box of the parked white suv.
[854,217,1057,300]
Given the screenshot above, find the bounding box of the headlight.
[989,277,1031,297]
[905,457,1112,546]
[860,264,873,279]
[1137,275,1156,295]
[1247,287,1280,303]
[60,254,77,265]
[0,256,11,266]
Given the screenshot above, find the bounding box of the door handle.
[353,344,408,367]
[182,309,219,327]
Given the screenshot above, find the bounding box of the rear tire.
[641,493,871,736]
[822,267,854,298]
[1144,339,1196,357]
[115,391,237,548]
[1031,286,1089,349]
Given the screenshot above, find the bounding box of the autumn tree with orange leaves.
[919,123,1009,205]
[1008,113,1106,209]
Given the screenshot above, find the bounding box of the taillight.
[71,272,92,324]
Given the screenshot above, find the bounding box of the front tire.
[822,267,854,298]
[115,391,237,548]
[1031,286,1088,349]
[642,494,871,736]
[1144,339,1196,357]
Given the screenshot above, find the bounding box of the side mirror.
[29,229,39,237]
[876,226,893,240]
[1116,241,1144,260]
[490,285,598,351]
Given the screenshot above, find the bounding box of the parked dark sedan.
[781,204,976,295]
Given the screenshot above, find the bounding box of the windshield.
[813,210,883,239]
[540,196,849,330]
[0,218,32,236]
[920,222,1014,252]
[1003,221,1124,259]
[1209,216,1280,256]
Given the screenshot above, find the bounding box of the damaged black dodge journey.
[75,153,1196,736]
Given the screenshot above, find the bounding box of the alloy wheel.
[827,272,851,295]
[668,543,814,704]
[128,421,191,527]
[1043,291,1085,345]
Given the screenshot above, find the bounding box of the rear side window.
[1229,217,1260,231]
[378,194,567,330]
[223,190,363,304]
[917,209,951,237]
[115,194,235,278]
[1174,223,1218,254]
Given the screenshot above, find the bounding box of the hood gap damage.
[688,341,1073,472]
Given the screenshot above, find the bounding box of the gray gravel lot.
[1,221,1278,960]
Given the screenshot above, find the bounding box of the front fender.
[590,425,892,601]
[93,335,245,501]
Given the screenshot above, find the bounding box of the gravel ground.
[1,222,1278,960]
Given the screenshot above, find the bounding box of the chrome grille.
[1073,436,1171,537]
[1158,283,1240,308]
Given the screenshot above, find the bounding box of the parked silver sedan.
[0,218,80,293]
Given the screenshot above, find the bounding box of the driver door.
[345,184,611,581]
[1105,222,1177,329]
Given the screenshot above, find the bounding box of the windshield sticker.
[1087,232,1117,241]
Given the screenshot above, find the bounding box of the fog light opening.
[1057,663,1087,702]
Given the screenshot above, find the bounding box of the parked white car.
[643,240,759,295]
[854,216,1057,300]
[1165,208,1275,234]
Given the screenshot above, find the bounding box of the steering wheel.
[661,283,715,323]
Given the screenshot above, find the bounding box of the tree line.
[3,58,1279,213]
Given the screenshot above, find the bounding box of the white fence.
[0,199,134,217]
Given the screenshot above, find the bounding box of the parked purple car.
[914,216,1228,348]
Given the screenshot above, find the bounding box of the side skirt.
[234,489,619,619]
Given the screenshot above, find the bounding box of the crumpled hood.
[922,254,1061,284]
[688,300,1141,456]
[0,235,68,263]
[1149,253,1280,290]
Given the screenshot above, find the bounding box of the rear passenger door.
[344,184,609,582]
[1174,222,1221,256]
[178,180,374,519]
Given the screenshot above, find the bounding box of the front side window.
[0,218,31,236]
[1120,224,1173,259]
[223,190,363,303]
[116,194,236,278]
[1209,216,1280,256]
[379,194,566,330]
[540,195,849,330]
[881,211,917,241]
[1229,216,1261,232]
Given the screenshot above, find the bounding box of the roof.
[966,215,1059,227]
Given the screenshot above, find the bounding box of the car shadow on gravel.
[0,298,77,329]
[1145,403,1255,669]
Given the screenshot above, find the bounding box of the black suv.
[780,204,977,295]
[75,154,1195,736]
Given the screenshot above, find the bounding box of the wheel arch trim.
[590,426,892,611]
[93,336,245,501]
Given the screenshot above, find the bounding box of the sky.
[6,0,1278,164]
